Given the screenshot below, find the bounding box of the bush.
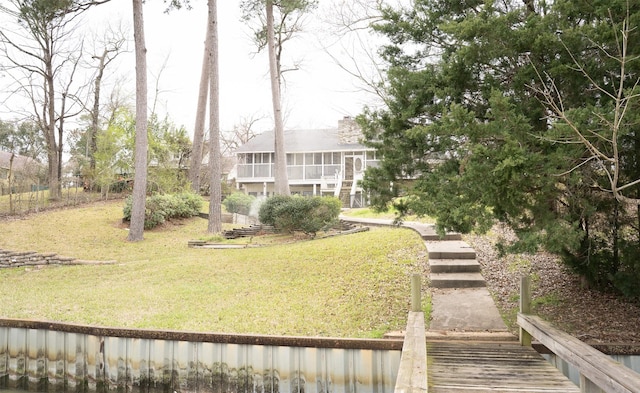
[258,195,292,226]
[259,195,341,236]
[223,192,256,216]
[123,192,203,229]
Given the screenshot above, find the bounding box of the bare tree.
[127,0,149,241]
[221,114,264,156]
[88,26,127,183]
[0,0,111,199]
[319,0,388,101]
[188,17,212,193]
[207,0,222,233]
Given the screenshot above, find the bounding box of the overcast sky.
[80,0,383,136]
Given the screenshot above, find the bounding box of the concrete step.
[430,259,481,274]
[425,331,516,341]
[383,331,515,341]
[422,232,462,241]
[430,272,486,288]
[425,241,476,259]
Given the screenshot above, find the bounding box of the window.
[287,153,303,165]
[323,152,341,164]
[305,153,322,165]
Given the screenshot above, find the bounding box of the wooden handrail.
[394,311,427,393]
[518,312,640,393]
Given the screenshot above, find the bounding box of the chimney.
[337,116,362,144]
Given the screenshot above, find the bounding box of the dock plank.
[427,341,580,392]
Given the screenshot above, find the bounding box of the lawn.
[0,200,429,338]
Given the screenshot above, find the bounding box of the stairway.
[338,217,510,334]
[338,180,352,207]
[424,234,509,333]
[428,241,486,288]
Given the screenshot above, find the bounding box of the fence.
[0,183,122,217]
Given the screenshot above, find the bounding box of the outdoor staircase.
[338,180,352,207]
[428,240,486,288]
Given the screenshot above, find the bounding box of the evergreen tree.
[361,0,640,296]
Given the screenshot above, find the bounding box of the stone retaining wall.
[0,248,115,268]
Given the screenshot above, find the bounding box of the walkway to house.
[342,216,585,392]
[340,216,510,337]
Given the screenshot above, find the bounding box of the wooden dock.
[426,341,580,392]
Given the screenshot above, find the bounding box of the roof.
[235,128,369,154]
[0,150,39,171]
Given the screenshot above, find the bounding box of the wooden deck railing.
[393,274,427,393]
[517,276,640,393]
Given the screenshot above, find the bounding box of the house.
[233,117,380,207]
[0,150,43,195]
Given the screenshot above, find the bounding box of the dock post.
[411,274,421,312]
[520,275,532,346]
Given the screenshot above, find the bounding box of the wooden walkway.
[427,341,580,392]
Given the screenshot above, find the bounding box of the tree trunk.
[8,153,14,214]
[45,57,60,200]
[90,49,108,182]
[128,0,149,242]
[207,0,222,233]
[188,26,211,193]
[266,0,290,196]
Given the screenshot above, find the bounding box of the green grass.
[342,207,435,223]
[0,200,428,338]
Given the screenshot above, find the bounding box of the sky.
[79,0,384,136]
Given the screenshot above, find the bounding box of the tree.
[241,0,318,196]
[87,26,127,185]
[0,119,46,160]
[265,0,289,196]
[187,19,211,193]
[532,13,640,206]
[320,0,388,100]
[127,0,149,241]
[220,114,264,156]
[206,0,222,233]
[0,0,110,199]
[360,0,640,295]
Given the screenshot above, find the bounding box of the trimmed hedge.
[259,195,341,236]
[123,192,203,230]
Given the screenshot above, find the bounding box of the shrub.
[223,192,256,216]
[258,195,292,226]
[123,192,203,229]
[258,195,341,236]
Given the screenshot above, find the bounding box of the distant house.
[0,150,43,195]
[233,117,380,207]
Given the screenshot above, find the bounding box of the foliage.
[258,195,341,236]
[123,192,202,230]
[71,107,192,195]
[361,0,640,296]
[0,119,46,161]
[257,194,289,225]
[240,0,318,52]
[222,192,256,216]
